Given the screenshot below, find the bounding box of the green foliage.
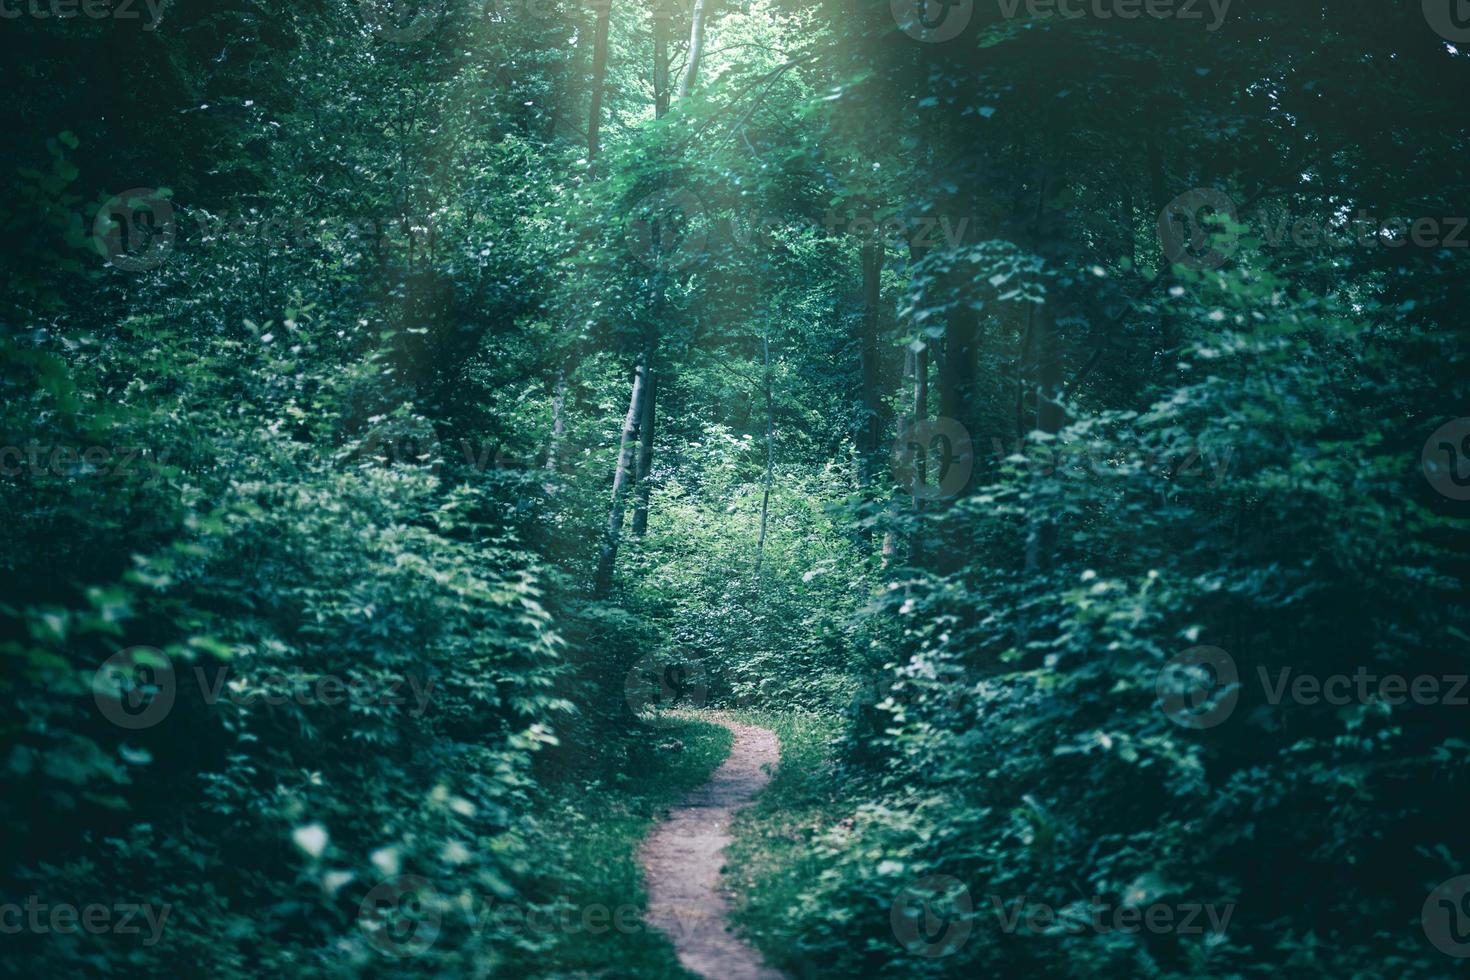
[5,0,1469,977]
[514,717,733,979]
[622,425,870,711]
[724,710,853,971]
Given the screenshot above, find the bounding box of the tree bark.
[587,0,612,161]
[909,343,928,565]
[544,366,568,484]
[856,239,884,488]
[936,296,981,501]
[653,1,672,119]
[880,346,914,566]
[630,365,656,535]
[547,7,591,143]
[629,4,672,537]
[1021,149,1065,574]
[903,234,933,565]
[593,356,649,597]
[755,332,774,575]
[1023,305,1064,574]
[677,0,709,98]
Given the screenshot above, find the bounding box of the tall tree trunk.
[1015,303,1036,440]
[1035,310,1066,440]
[629,5,672,537]
[587,0,612,162]
[547,9,591,143]
[1021,146,1065,575]
[856,240,884,488]
[909,343,928,565]
[880,346,914,566]
[593,356,649,597]
[755,332,774,575]
[630,365,656,535]
[653,1,671,119]
[544,367,568,485]
[904,234,933,565]
[1023,305,1064,574]
[937,298,981,501]
[677,0,709,98]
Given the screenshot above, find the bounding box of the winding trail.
[638,718,784,980]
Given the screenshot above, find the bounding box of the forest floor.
[639,717,785,980]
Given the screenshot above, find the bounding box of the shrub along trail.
[639,717,784,980]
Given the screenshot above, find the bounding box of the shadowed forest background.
[2,0,1469,976]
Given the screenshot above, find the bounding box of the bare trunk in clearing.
[594,356,649,597]
[631,366,656,535]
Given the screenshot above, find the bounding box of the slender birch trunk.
[630,366,656,535]
[677,0,709,98]
[593,356,649,597]
[544,367,568,488]
[755,332,774,576]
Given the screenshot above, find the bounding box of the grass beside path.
[722,710,849,978]
[515,717,733,979]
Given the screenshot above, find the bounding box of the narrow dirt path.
[638,717,784,980]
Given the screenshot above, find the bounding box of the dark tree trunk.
[630,9,672,537]
[937,294,981,501]
[1023,305,1064,574]
[856,240,884,488]
[653,2,671,119]
[880,346,913,567]
[586,0,612,162]
[909,343,928,565]
[547,7,591,143]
